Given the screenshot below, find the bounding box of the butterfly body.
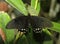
[6,16,53,33]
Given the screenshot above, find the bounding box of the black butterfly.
[6,15,53,33]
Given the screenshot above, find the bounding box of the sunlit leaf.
[31,0,40,15]
[0,11,15,42]
[28,6,38,16]
[5,0,28,16]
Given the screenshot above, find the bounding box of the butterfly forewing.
[30,16,53,28]
[6,19,18,29]
[30,16,53,33]
[6,16,29,32]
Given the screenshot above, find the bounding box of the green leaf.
[43,29,52,36]
[27,6,38,16]
[31,0,40,15]
[50,22,60,33]
[17,35,29,44]
[5,0,28,16]
[0,11,15,42]
[43,40,53,44]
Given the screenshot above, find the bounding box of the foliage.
[0,0,59,44]
[0,11,15,44]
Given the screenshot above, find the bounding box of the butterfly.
[6,14,53,33]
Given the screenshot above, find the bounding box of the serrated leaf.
[5,0,28,16]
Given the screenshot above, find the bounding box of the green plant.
[0,0,60,44]
[0,12,15,44]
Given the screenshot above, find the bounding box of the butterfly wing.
[30,16,53,28]
[6,19,18,29]
[30,16,53,33]
[6,16,29,32]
